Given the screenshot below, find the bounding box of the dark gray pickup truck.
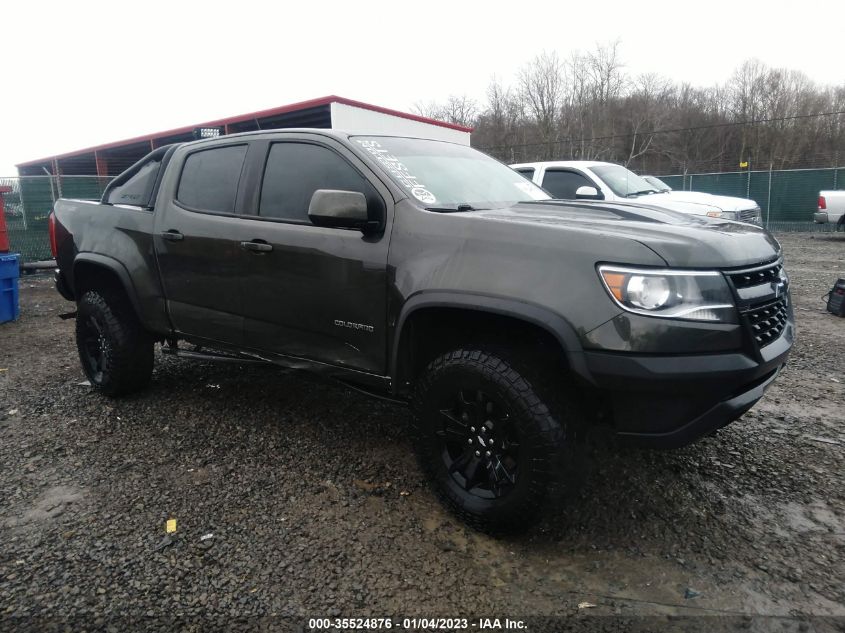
[50,130,794,531]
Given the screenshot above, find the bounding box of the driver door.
[236,136,392,374]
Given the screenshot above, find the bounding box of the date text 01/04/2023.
[308,617,526,630]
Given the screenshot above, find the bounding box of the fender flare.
[72,253,143,319]
[390,291,594,387]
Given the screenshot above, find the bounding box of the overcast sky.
[2,0,843,175]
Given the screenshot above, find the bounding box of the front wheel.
[410,348,575,533]
[75,289,154,396]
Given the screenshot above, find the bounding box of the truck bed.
[816,190,845,224]
[52,198,170,334]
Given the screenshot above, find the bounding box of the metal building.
[5,96,471,263]
[16,95,472,179]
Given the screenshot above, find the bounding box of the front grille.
[743,297,789,347]
[728,261,782,289]
[739,208,761,223]
[727,258,790,350]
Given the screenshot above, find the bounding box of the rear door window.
[542,170,594,199]
[177,145,248,213]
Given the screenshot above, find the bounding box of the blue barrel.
[0,253,20,323]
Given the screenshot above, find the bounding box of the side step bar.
[162,343,405,404]
[335,379,407,406]
[161,346,269,365]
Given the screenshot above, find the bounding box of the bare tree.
[586,40,626,105]
[620,73,672,168]
[442,95,478,128]
[422,44,845,174]
[475,77,525,162]
[518,51,564,158]
[413,95,478,128]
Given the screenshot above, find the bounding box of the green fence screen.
[2,176,108,263]
[661,167,845,230]
[1,167,843,263]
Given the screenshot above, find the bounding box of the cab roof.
[510,160,617,170]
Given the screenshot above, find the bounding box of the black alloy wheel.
[438,388,520,499]
[411,347,573,533]
[75,289,154,396]
[79,313,110,384]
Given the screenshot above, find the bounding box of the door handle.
[240,240,273,253]
[160,230,184,242]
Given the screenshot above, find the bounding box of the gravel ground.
[0,233,843,629]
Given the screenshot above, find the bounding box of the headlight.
[706,210,738,221]
[598,265,737,323]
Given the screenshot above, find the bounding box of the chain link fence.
[1,176,109,262]
[1,165,841,263]
[660,166,845,231]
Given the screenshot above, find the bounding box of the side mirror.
[308,189,375,231]
[575,185,603,200]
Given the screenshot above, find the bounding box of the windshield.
[590,164,659,197]
[353,136,550,210]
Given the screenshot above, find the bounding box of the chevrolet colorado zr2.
[50,130,794,531]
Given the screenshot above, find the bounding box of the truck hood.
[473,200,780,268]
[630,191,759,214]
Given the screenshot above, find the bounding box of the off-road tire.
[410,347,579,533]
[75,289,154,396]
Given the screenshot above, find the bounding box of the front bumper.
[583,330,791,449]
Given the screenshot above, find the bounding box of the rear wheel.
[76,290,154,396]
[411,348,576,533]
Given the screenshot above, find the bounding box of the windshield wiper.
[626,189,659,198]
[425,203,484,213]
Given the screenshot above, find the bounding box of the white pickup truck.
[814,191,845,229]
[511,161,763,225]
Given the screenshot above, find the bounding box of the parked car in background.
[814,191,845,229]
[512,161,763,225]
[642,175,672,191]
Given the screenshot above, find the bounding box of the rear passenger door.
[541,169,597,199]
[236,135,392,374]
[154,142,258,346]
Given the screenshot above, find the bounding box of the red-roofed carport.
[16,96,472,178]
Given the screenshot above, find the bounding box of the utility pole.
[746,160,752,200]
[766,162,773,230]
